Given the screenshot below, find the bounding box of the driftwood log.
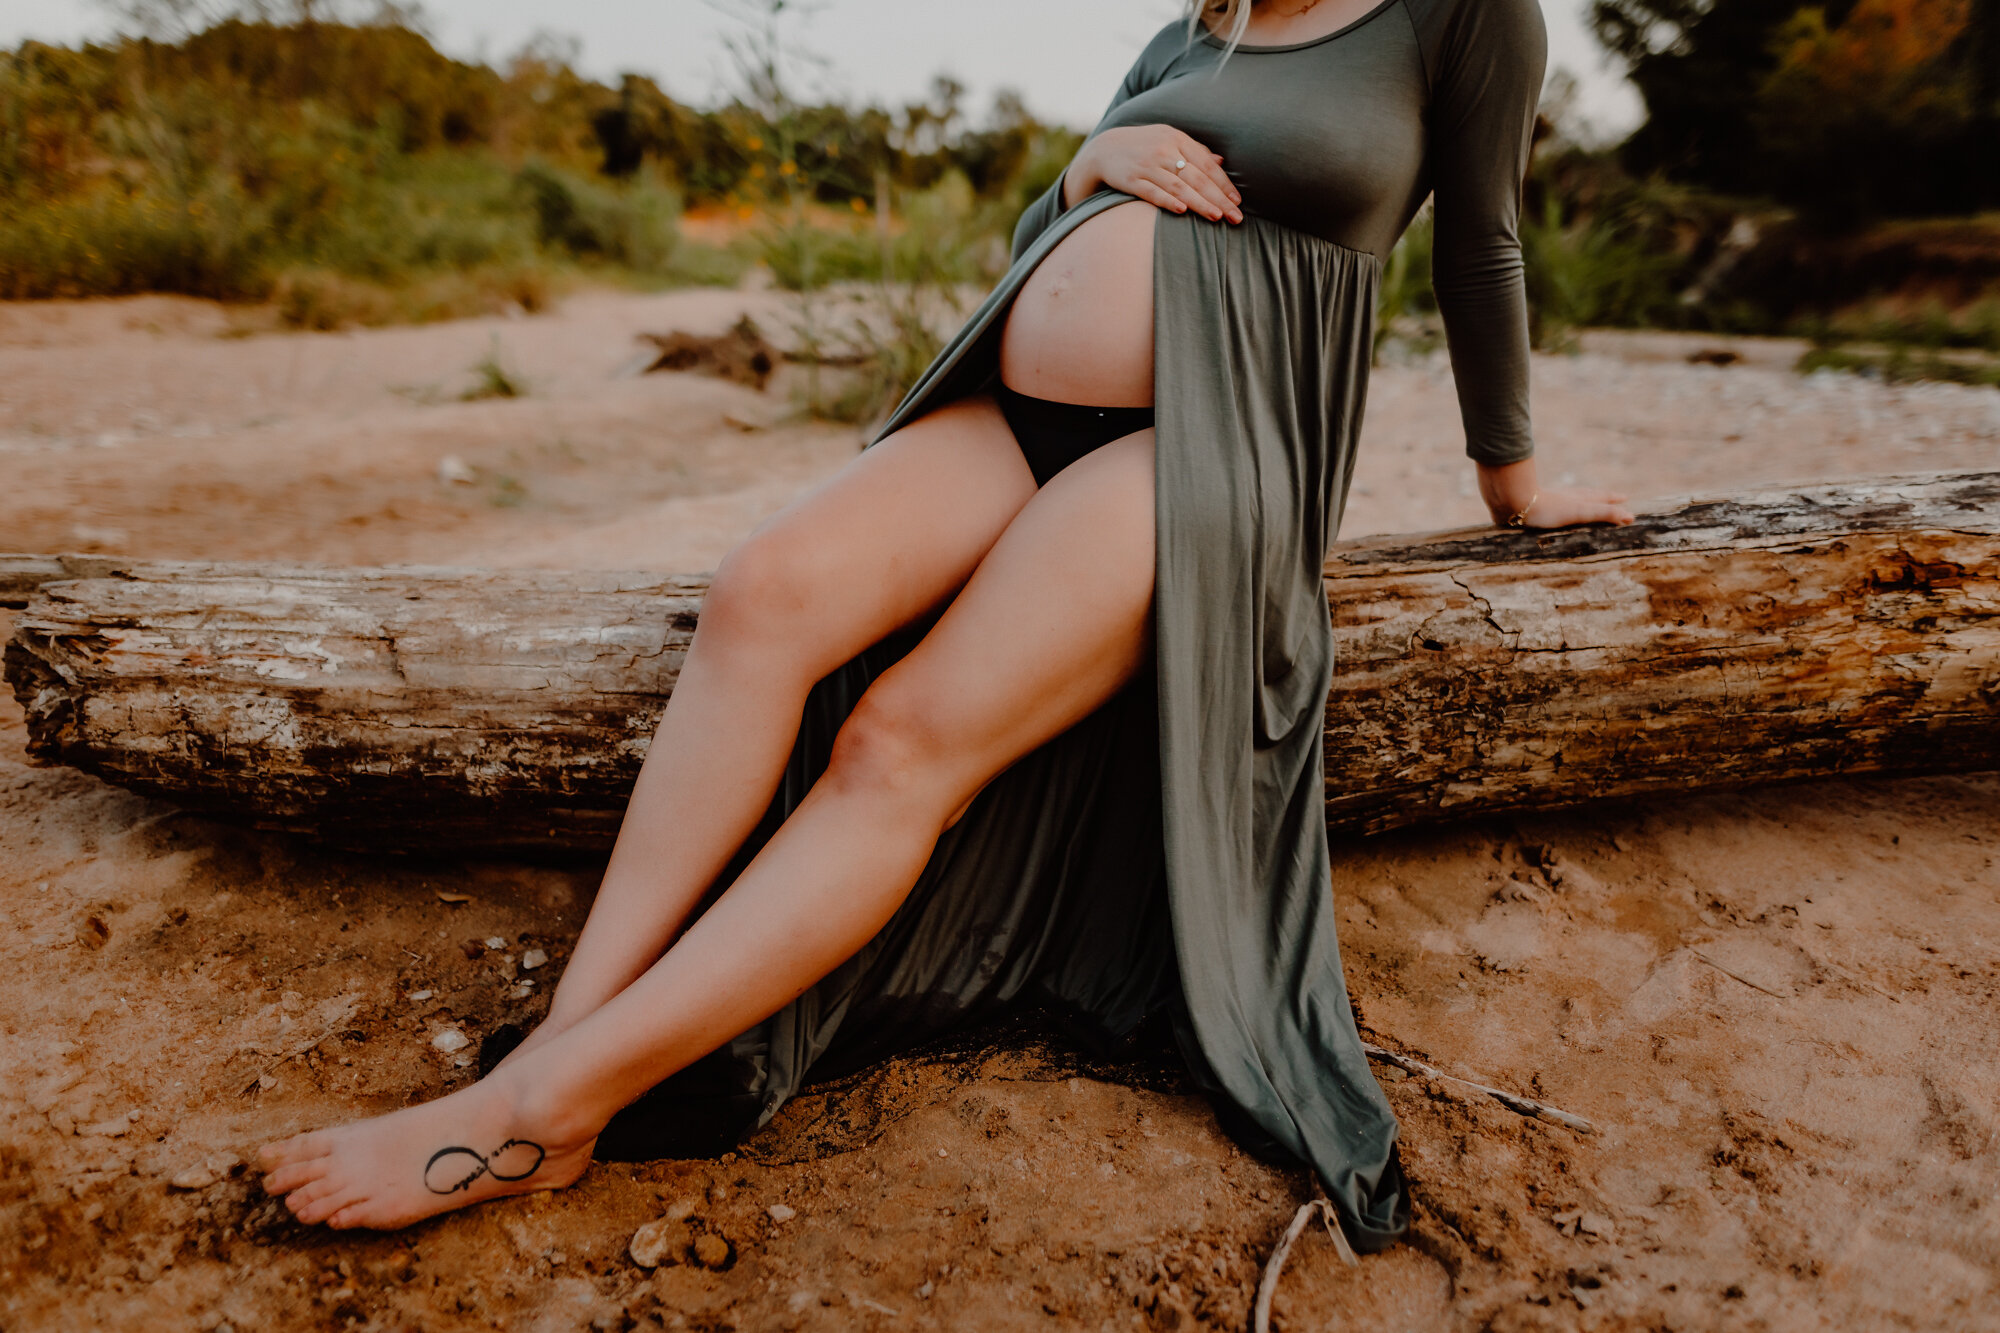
[4,471,1996,856]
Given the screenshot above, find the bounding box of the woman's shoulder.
[1401,0,1547,52]
[1127,16,1199,78]
[1401,0,1546,85]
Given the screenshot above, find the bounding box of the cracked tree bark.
[5,471,1997,856]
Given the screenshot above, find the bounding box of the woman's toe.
[262,1159,330,1196]
[260,1131,331,1169]
[285,1176,344,1214]
[295,1185,365,1226]
[326,1199,379,1230]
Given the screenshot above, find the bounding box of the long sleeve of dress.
[1010,28,1181,262]
[1419,0,1547,466]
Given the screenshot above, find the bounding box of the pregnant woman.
[261,0,1631,1247]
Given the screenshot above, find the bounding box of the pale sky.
[0,1,1644,141]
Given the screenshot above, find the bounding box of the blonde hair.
[1185,0,1256,59]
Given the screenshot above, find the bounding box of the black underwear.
[996,382,1155,488]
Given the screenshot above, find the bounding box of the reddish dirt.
[2,291,1997,1331]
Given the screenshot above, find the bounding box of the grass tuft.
[462,336,528,401]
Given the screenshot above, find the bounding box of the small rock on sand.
[767,1203,796,1223]
[520,948,547,971]
[431,1028,469,1053]
[169,1153,239,1190]
[691,1234,731,1270]
[628,1217,692,1269]
[1578,1212,1616,1242]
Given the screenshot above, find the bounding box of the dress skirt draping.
[595,186,1409,1251]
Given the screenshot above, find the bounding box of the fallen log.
[4,470,1996,856]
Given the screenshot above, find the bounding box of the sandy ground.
[2,288,1998,1332]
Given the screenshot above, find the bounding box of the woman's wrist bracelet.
[1503,491,1539,528]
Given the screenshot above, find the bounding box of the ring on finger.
[1173,158,1187,171]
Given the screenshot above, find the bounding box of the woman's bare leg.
[259,429,1157,1229]
[506,395,1037,1063]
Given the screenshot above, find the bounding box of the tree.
[1592,0,2000,219]
[1754,0,1984,218]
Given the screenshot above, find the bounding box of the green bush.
[1374,210,1436,362]
[1520,195,1680,350]
[1796,343,2000,388]
[512,161,680,272]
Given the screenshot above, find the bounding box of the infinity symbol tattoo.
[423,1138,547,1195]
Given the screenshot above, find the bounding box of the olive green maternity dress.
[603,0,1546,1252]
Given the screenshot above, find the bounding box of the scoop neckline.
[1197,0,1402,53]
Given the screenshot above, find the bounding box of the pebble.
[520,948,548,971]
[663,1196,700,1222]
[1578,1211,1616,1242]
[81,1112,133,1138]
[484,936,507,950]
[168,1152,239,1191]
[409,990,433,1002]
[691,1234,731,1270]
[767,1203,796,1223]
[1552,1207,1616,1240]
[431,1028,469,1053]
[438,454,477,485]
[628,1217,692,1269]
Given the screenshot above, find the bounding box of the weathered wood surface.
[4,470,1996,855]
[1321,469,1998,833]
[1,554,132,609]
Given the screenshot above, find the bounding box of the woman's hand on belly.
[1065,124,1243,224]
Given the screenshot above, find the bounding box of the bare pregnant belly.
[998,199,1156,407]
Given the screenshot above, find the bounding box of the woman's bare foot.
[257,1068,595,1230]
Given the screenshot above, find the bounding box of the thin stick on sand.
[1253,1193,1357,1333]
[1252,1049,1594,1326]
[1361,1042,1596,1134]
[1692,950,1788,999]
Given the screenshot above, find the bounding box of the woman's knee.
[821,682,958,809]
[700,525,821,651]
